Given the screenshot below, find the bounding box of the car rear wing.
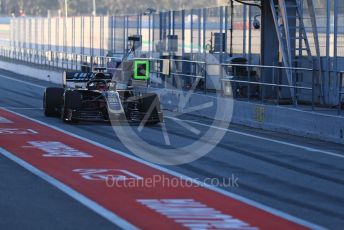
[63,71,113,84]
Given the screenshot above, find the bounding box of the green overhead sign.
[133,60,150,80]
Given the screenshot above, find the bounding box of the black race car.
[43,69,163,124]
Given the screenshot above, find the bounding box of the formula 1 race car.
[43,68,163,124]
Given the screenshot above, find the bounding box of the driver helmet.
[97,82,107,91]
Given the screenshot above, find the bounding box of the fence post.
[204,62,207,95]
[56,18,59,68]
[243,4,247,57]
[339,72,343,115]
[91,16,94,61]
[293,68,297,107]
[312,61,316,111]
[203,8,207,93]
[48,17,51,69]
[334,0,339,113]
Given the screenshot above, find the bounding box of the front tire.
[61,90,81,123]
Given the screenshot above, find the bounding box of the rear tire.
[140,93,163,124]
[141,93,161,113]
[44,88,64,117]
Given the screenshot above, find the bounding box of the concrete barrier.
[231,102,344,144]
[0,60,63,85]
[146,87,344,144]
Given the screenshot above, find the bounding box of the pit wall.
[1,59,343,144]
[0,60,64,85]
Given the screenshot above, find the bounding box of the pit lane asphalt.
[0,69,343,229]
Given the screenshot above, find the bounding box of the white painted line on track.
[166,116,344,160]
[1,107,43,110]
[0,148,138,230]
[2,108,326,230]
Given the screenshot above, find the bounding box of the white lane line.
[166,116,344,160]
[3,108,326,230]
[0,116,13,123]
[0,148,138,230]
[1,107,43,110]
[0,74,46,89]
[27,129,38,134]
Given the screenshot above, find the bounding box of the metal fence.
[0,44,326,110]
[7,3,261,61]
[0,1,343,112]
[5,1,344,60]
[339,71,344,114]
